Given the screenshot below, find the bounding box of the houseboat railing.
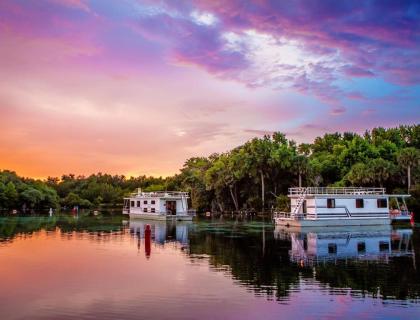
[288,187,386,195]
[187,209,197,216]
[128,191,190,198]
[273,212,304,220]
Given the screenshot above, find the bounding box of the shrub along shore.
[0,125,419,215]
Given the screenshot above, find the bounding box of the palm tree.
[397,147,420,193]
[294,154,309,187]
[368,158,396,188]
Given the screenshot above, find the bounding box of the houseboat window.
[136,201,140,207]
[356,199,364,208]
[143,208,148,212]
[328,243,337,254]
[327,198,335,208]
[377,198,387,208]
[151,208,155,213]
[130,201,135,207]
[357,242,366,253]
[151,200,156,204]
[379,241,389,252]
[302,200,307,214]
[144,200,148,205]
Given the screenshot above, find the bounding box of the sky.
[0,0,419,178]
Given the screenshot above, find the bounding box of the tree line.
[0,125,419,213]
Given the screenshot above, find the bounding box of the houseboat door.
[166,201,177,215]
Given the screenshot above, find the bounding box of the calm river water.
[0,215,419,319]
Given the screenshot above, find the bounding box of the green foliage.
[397,147,420,169]
[0,124,418,213]
[275,195,290,212]
[61,192,92,208]
[0,171,59,211]
[177,124,419,212]
[4,181,18,209]
[20,188,44,208]
[144,184,166,192]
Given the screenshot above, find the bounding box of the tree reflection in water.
[0,215,419,303]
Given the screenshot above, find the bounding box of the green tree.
[20,187,44,209]
[243,136,274,210]
[0,182,6,209]
[397,147,420,193]
[62,192,92,208]
[294,154,309,187]
[180,157,213,211]
[368,158,396,188]
[4,181,18,209]
[345,163,370,186]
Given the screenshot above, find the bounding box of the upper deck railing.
[288,187,386,196]
[128,190,190,198]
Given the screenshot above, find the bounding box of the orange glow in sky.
[1,1,418,178]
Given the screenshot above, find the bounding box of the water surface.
[0,215,419,319]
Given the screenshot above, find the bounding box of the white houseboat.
[123,189,195,221]
[273,187,410,227]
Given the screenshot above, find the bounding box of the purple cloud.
[330,106,346,116]
[343,66,375,78]
[132,0,419,108]
[131,12,248,75]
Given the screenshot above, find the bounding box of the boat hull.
[274,217,390,228]
[391,215,411,224]
[274,224,392,234]
[129,213,193,221]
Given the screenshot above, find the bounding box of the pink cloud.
[48,0,90,12]
[330,106,346,116]
[346,92,366,100]
[343,66,375,77]
[361,108,376,116]
[0,0,418,178]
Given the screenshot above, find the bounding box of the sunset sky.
[0,0,419,178]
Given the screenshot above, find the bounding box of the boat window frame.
[151,200,156,205]
[144,200,148,205]
[328,243,337,254]
[379,241,390,252]
[151,208,155,213]
[136,201,140,207]
[130,201,135,207]
[357,241,366,253]
[356,198,364,208]
[377,198,387,208]
[143,208,148,213]
[327,198,336,209]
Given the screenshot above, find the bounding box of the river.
[0,215,419,319]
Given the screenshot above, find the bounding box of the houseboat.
[273,187,410,227]
[123,189,195,221]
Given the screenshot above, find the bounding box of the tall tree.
[4,181,18,209]
[243,136,276,210]
[397,147,420,193]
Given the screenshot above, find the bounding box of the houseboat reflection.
[129,220,192,257]
[274,225,414,266]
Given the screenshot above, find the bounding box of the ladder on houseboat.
[292,188,307,217]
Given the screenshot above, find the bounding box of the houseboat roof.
[288,187,410,197]
[126,190,189,199]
